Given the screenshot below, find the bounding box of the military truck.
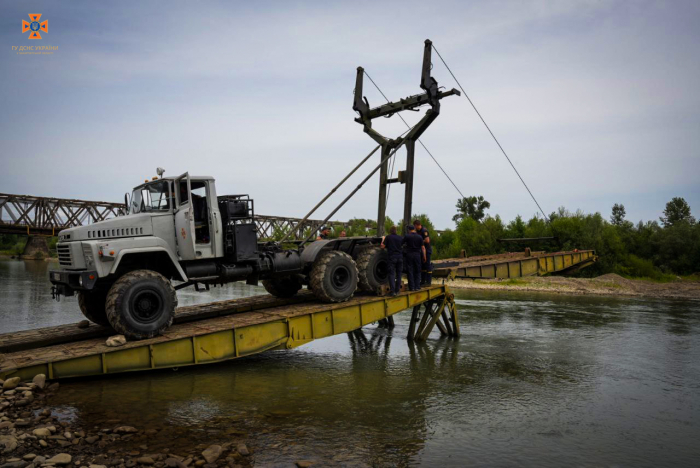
[49,171,389,340]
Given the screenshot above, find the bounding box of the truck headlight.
[79,276,84,287]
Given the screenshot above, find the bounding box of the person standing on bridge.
[380,225,404,295]
[404,225,425,291]
[316,226,331,240]
[414,219,432,286]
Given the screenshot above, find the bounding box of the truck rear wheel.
[77,290,111,327]
[105,270,177,340]
[309,251,358,303]
[356,246,389,292]
[262,276,302,298]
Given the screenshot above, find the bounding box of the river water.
[1,259,699,467]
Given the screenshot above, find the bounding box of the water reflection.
[3,260,700,466]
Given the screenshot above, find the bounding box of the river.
[1,259,699,467]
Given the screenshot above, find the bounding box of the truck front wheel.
[309,251,358,303]
[77,290,111,327]
[105,270,177,340]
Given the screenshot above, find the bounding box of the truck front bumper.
[49,269,99,297]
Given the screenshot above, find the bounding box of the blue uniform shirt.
[404,232,424,253]
[417,227,432,254]
[382,234,404,256]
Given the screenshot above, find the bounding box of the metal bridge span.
[0,193,357,240]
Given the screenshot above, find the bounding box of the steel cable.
[431,44,550,222]
[363,71,467,206]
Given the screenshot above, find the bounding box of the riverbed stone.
[22,454,36,461]
[31,375,46,390]
[106,335,127,347]
[89,465,107,468]
[296,461,315,468]
[78,320,90,329]
[47,454,72,465]
[136,457,154,465]
[163,458,185,468]
[201,445,222,464]
[0,461,28,468]
[2,378,20,391]
[0,434,18,453]
[32,427,51,437]
[114,426,138,434]
[236,444,249,456]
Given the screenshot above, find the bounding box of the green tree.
[611,203,626,226]
[453,196,490,224]
[504,215,526,238]
[660,197,695,227]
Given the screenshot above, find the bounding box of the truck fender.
[300,237,383,266]
[299,240,334,265]
[110,247,188,282]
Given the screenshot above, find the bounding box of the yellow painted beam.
[1,285,456,381]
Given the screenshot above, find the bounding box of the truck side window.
[190,182,210,244]
[179,180,189,206]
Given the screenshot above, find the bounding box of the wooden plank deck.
[0,291,316,353]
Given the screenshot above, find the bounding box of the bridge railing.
[0,194,125,236]
[0,193,365,240]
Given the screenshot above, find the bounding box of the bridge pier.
[22,236,50,259]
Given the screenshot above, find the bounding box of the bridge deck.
[0,285,455,381]
[433,249,597,279]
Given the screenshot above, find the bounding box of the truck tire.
[309,251,358,303]
[77,290,111,327]
[356,246,389,292]
[262,276,302,298]
[105,270,177,340]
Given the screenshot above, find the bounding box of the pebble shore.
[0,374,303,468]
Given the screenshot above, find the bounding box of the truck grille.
[57,243,72,267]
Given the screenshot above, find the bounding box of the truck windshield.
[130,181,172,214]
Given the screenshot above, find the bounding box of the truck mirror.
[124,192,130,214]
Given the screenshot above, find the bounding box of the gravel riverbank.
[0,375,268,468]
[445,274,700,301]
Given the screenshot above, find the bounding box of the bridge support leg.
[22,236,50,259]
[407,305,421,340]
[412,293,459,341]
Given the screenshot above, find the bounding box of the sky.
[1,0,699,230]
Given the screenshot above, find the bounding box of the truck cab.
[49,171,390,341]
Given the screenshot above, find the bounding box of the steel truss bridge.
[0,193,359,240]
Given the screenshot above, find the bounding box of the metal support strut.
[353,39,460,233]
[407,293,459,341]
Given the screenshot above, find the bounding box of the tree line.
[320,196,699,279]
[2,196,697,279]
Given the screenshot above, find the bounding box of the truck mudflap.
[49,269,99,300]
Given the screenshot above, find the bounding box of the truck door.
[174,173,196,261]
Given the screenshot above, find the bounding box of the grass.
[620,273,699,283]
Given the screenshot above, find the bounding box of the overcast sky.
[1,0,698,229]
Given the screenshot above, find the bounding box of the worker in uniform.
[316,226,331,240]
[380,225,403,295]
[414,219,432,285]
[404,225,425,291]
